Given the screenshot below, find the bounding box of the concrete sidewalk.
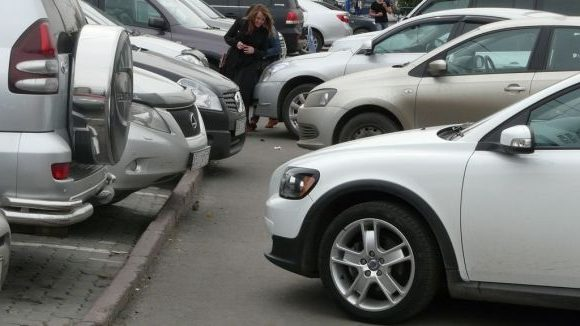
[79,169,202,326]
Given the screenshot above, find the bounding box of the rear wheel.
[338,112,398,143]
[282,83,317,138]
[319,201,441,324]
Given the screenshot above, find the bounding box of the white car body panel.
[299,0,352,46]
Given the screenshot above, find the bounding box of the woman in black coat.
[222,4,274,130]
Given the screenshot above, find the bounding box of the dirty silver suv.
[1,0,133,226]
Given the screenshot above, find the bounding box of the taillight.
[8,19,59,94]
[51,163,70,180]
[337,14,349,23]
[286,10,300,24]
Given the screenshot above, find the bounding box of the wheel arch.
[298,180,458,278]
[332,105,403,144]
[278,76,325,118]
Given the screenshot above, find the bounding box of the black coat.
[223,18,270,108]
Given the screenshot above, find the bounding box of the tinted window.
[445,28,539,75]
[538,0,580,15]
[421,0,469,15]
[461,21,487,34]
[375,22,455,54]
[156,0,209,27]
[529,88,580,148]
[474,0,533,8]
[182,0,225,18]
[546,28,580,71]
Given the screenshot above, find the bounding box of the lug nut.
[377,270,382,276]
[364,270,371,277]
[369,251,375,257]
[360,259,367,265]
[379,258,385,264]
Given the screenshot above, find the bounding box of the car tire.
[338,112,398,143]
[282,83,317,138]
[301,29,324,53]
[319,201,441,324]
[354,28,370,35]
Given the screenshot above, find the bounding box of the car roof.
[405,7,563,22]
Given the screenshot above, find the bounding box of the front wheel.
[319,201,441,323]
[337,112,399,144]
[282,83,317,138]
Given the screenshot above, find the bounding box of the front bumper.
[200,102,246,160]
[254,81,284,119]
[296,105,343,150]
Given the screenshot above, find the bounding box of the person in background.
[370,0,392,30]
[223,4,274,131]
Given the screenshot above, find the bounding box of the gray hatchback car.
[88,0,229,67]
[1,0,132,226]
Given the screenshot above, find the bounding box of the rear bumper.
[1,173,115,226]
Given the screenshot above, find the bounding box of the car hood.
[283,51,335,63]
[288,126,457,166]
[329,31,381,52]
[133,67,194,109]
[133,50,238,94]
[131,34,189,58]
[315,64,411,91]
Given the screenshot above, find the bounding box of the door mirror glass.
[427,59,447,76]
[500,125,534,154]
[148,16,167,29]
[361,39,373,55]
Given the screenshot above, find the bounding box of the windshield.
[81,1,125,27]
[156,0,209,28]
[181,0,225,19]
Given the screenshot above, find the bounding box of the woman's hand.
[243,46,255,54]
[237,41,245,50]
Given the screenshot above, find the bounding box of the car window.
[461,21,487,34]
[444,28,539,75]
[546,28,580,71]
[182,0,225,19]
[538,0,580,16]
[156,0,209,27]
[529,87,580,148]
[374,22,455,54]
[420,0,469,15]
[473,0,533,8]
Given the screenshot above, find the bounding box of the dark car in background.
[87,0,229,67]
[133,51,246,160]
[205,0,304,54]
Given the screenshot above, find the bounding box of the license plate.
[235,118,246,136]
[192,146,211,170]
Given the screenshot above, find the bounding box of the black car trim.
[266,179,459,277]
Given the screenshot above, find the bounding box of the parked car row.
[0,0,250,291]
[264,5,580,325]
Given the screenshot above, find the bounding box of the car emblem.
[234,92,244,113]
[189,112,198,129]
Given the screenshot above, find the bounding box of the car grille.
[223,91,244,113]
[168,105,201,138]
[298,123,319,139]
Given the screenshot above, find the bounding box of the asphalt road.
[115,122,579,326]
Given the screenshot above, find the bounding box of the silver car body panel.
[108,68,208,191]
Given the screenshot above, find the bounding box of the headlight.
[177,78,222,111]
[130,102,171,133]
[175,53,204,66]
[260,61,290,82]
[304,88,337,107]
[279,167,320,200]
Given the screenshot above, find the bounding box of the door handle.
[504,84,526,92]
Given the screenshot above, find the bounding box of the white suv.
[265,72,580,323]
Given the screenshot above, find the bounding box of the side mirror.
[427,59,447,77]
[361,39,373,55]
[500,125,534,154]
[148,17,167,30]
